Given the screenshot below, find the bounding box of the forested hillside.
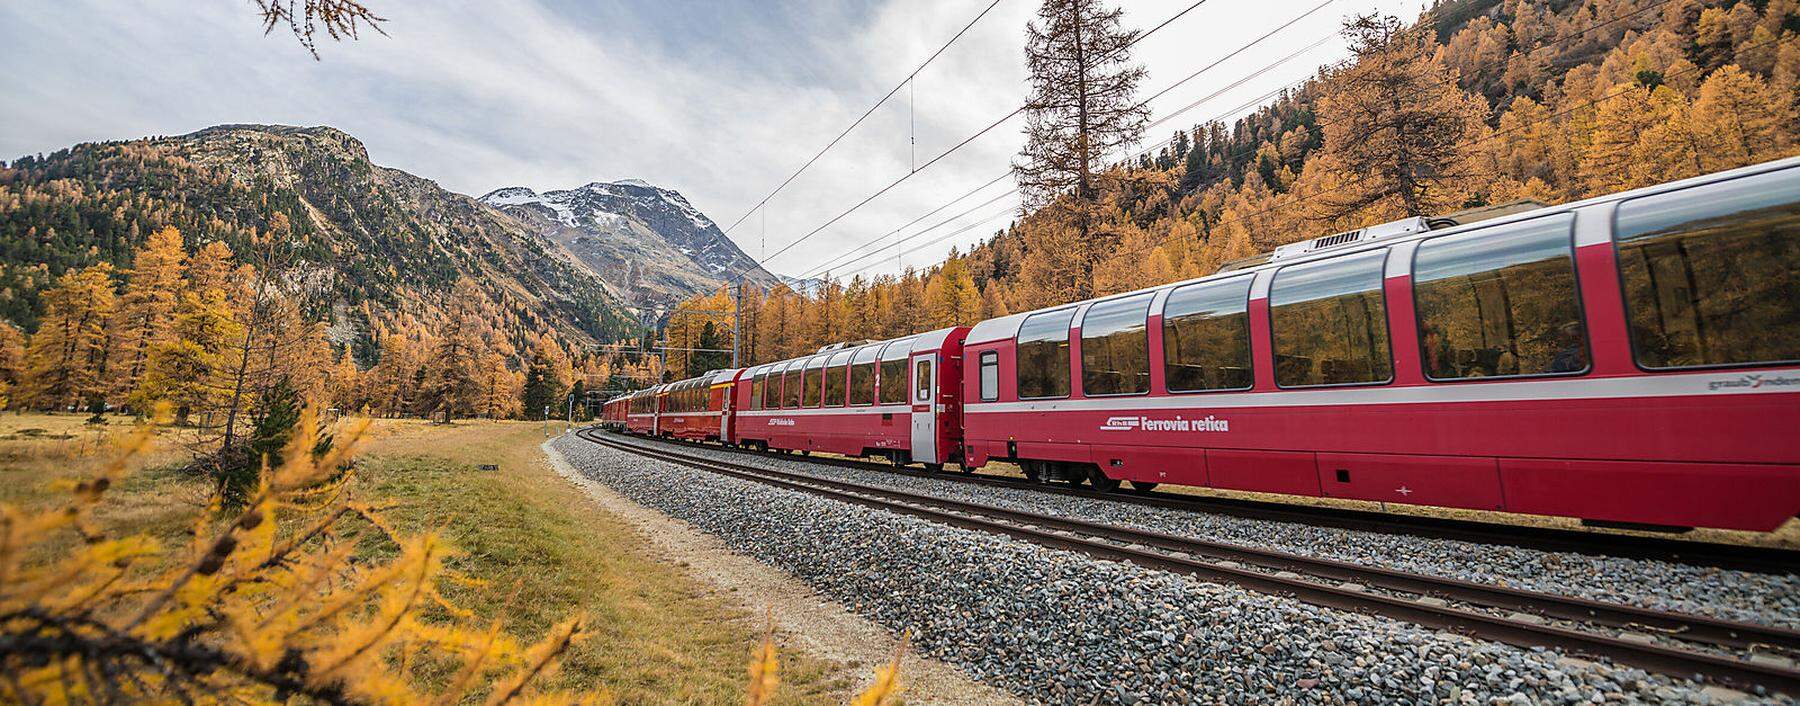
[0,125,636,352]
[663,0,1798,378]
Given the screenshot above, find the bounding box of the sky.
[0,0,1426,280]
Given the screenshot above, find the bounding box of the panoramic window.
[978,351,998,401]
[1016,308,1077,399]
[1615,169,1800,369]
[824,350,852,407]
[1270,251,1393,387]
[1414,215,1588,380]
[849,345,879,405]
[803,356,825,407]
[750,373,764,410]
[782,361,802,408]
[1080,293,1153,396]
[1163,277,1254,392]
[878,338,914,405]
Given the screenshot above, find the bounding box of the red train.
[605,158,1800,532]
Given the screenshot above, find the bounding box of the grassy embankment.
[0,413,847,704]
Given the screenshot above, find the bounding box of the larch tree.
[108,226,187,404]
[1580,80,1669,193]
[1014,0,1148,301]
[0,321,22,408]
[16,264,117,412]
[134,288,243,424]
[1691,64,1795,172]
[421,278,494,422]
[1314,14,1490,221]
[924,258,979,329]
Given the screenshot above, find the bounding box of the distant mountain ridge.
[480,179,779,318]
[0,124,638,352]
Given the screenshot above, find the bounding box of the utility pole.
[732,278,743,368]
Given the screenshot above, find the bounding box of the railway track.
[611,429,1800,576]
[576,427,1800,695]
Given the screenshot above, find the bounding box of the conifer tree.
[1014,0,1148,300]
[135,288,243,424]
[1314,14,1489,220]
[1690,64,1795,171]
[0,321,23,408]
[421,279,493,422]
[16,265,117,412]
[924,258,979,329]
[108,226,187,404]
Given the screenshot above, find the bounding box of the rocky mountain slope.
[0,124,638,351]
[481,180,778,315]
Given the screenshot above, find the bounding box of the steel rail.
[577,429,1800,695]
[617,430,1800,576]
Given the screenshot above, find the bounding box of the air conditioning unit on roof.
[1269,216,1435,261]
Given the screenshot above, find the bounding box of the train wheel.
[1021,460,1043,483]
[889,452,905,467]
[922,463,943,473]
[1088,467,1121,492]
[1128,481,1159,493]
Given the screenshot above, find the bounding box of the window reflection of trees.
[1617,172,1800,369]
[1081,294,1152,396]
[1414,216,1588,379]
[1017,309,1076,399]
[1163,278,1254,392]
[1271,252,1392,387]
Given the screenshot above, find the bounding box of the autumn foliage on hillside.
[666,0,1798,376]
[0,224,622,425]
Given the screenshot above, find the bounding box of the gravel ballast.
[552,434,1787,705]
[602,435,1800,631]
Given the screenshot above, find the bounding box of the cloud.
[0,0,1422,278]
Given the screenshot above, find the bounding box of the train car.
[731,328,969,468]
[624,385,662,435]
[655,369,741,442]
[959,157,1800,532]
[599,395,628,430]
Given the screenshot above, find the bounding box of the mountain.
[0,124,637,353]
[480,180,779,317]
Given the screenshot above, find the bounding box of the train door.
[718,383,735,445]
[909,353,938,464]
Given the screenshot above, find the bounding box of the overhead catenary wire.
[736,0,1228,279]
[796,3,1345,280]
[829,0,1686,281]
[719,0,1009,239]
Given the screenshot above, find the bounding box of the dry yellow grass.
[0,413,853,705]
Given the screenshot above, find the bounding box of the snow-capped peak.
[609,178,653,188]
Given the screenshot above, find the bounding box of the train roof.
[966,155,1800,346]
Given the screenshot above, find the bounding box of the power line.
[719,0,1009,239]
[796,3,1343,279]
[1109,30,1793,265]
[736,0,1228,278]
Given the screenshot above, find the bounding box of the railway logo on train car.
[1707,374,1800,391]
[1100,415,1229,433]
[767,418,796,426]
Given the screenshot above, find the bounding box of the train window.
[1017,308,1076,399]
[1080,293,1153,396]
[1414,215,1587,380]
[825,351,853,407]
[1616,170,1800,369]
[750,372,764,410]
[978,351,998,401]
[1270,251,1393,387]
[915,358,932,402]
[1163,276,1254,392]
[782,362,803,408]
[878,339,914,405]
[763,368,779,409]
[804,357,825,407]
[849,345,879,406]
